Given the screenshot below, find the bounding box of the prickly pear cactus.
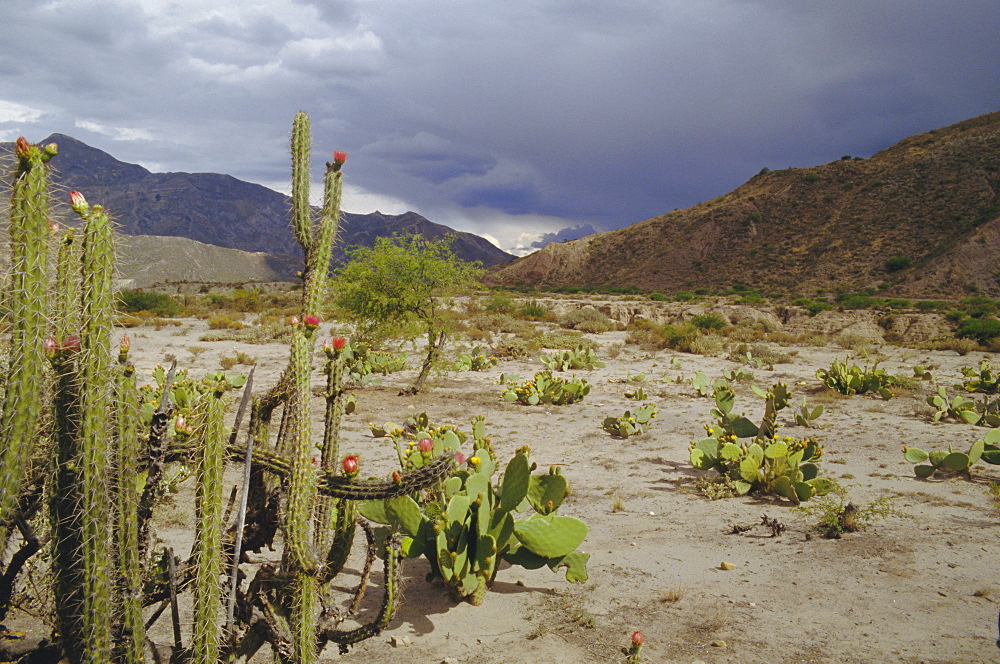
[362,423,590,605]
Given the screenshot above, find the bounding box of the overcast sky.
[2,1,997,255]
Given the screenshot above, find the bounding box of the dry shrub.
[208,313,246,330]
[558,306,616,333]
[922,335,981,355]
[535,331,597,350]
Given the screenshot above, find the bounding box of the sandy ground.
[6,316,1000,664]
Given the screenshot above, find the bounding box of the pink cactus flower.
[61,335,81,352]
[332,150,348,164]
[342,455,359,476]
[332,336,347,351]
[289,316,300,326]
[418,437,433,453]
[44,336,58,357]
[303,314,320,328]
[69,190,89,215]
[15,136,30,159]
[632,631,644,645]
[120,333,131,352]
[454,451,466,465]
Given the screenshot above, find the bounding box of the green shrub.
[117,289,182,317]
[482,293,517,314]
[885,256,911,272]
[690,314,727,330]
[517,299,552,321]
[648,292,668,301]
[959,296,999,318]
[956,318,1000,344]
[885,298,911,309]
[836,293,880,310]
[915,300,948,311]
[674,291,694,302]
[791,298,834,316]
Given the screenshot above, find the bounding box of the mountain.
[490,112,1000,298]
[1,133,514,273]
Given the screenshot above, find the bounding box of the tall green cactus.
[73,191,117,663]
[0,137,55,548]
[192,381,228,664]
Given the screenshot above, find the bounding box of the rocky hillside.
[0,133,514,271]
[490,112,1000,298]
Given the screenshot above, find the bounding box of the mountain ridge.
[490,111,1000,298]
[1,133,514,275]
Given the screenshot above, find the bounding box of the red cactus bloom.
[303,314,320,328]
[15,136,30,159]
[418,437,433,453]
[333,150,348,164]
[332,336,347,351]
[632,631,644,646]
[391,470,402,484]
[342,455,359,476]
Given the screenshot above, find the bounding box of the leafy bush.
[648,292,668,301]
[791,298,834,316]
[117,289,182,317]
[482,292,517,314]
[956,318,1000,344]
[885,256,911,272]
[885,298,911,309]
[837,292,880,310]
[915,300,948,311]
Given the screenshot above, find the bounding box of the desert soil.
[6,316,1000,664]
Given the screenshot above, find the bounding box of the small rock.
[711,640,727,648]
[389,636,410,647]
[719,561,735,570]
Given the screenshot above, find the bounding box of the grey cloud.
[0,0,997,253]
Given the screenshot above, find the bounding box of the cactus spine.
[192,385,227,663]
[75,195,116,663]
[0,138,54,548]
[114,339,145,664]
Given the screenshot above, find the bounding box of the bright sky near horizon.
[1,1,997,255]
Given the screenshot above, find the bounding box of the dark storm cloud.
[0,0,997,252]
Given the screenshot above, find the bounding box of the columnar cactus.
[0,138,55,548]
[72,191,117,662]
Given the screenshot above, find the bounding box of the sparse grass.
[659,587,686,603]
[610,494,625,513]
[988,482,1000,516]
